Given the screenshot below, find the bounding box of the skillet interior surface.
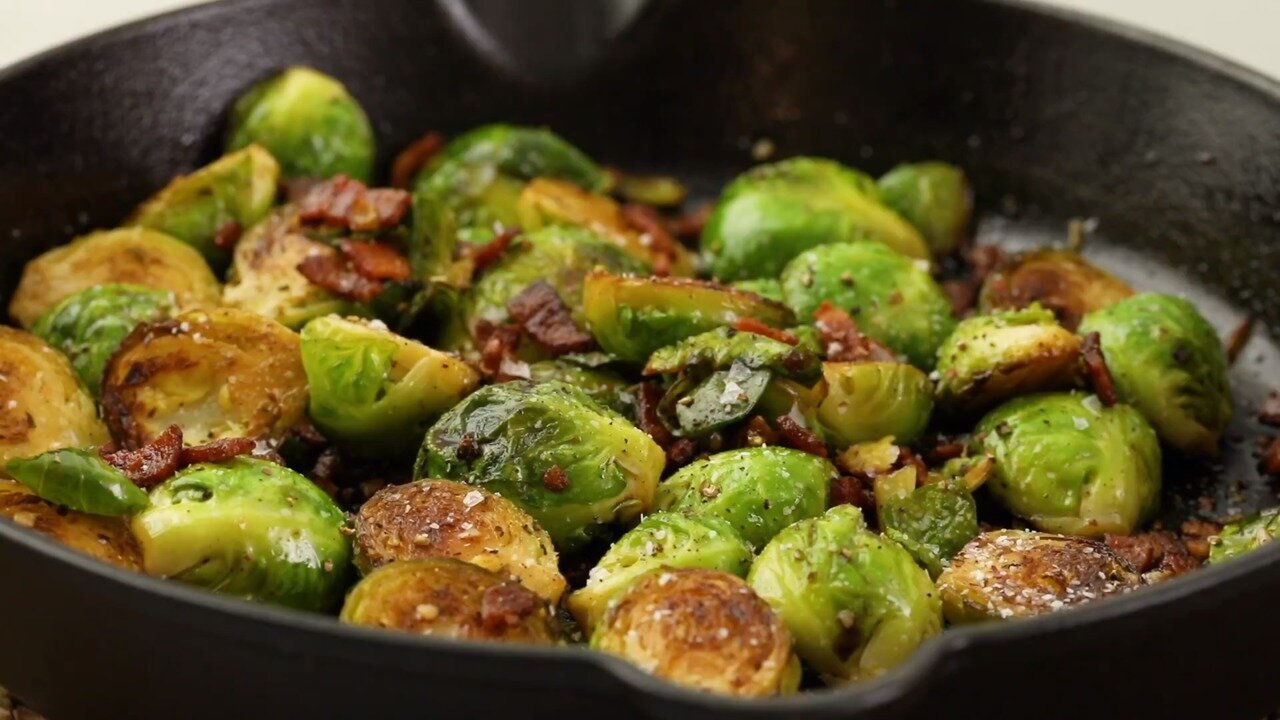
[2,0,1280,718]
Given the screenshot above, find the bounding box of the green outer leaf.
[1208,509,1280,565]
[644,326,821,383]
[673,363,772,437]
[6,448,148,516]
[881,482,979,577]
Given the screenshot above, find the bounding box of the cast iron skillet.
[2,0,1280,717]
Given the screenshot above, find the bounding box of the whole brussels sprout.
[817,361,933,447]
[731,278,784,303]
[975,392,1161,536]
[130,145,280,267]
[0,327,108,466]
[1207,510,1280,565]
[748,505,942,683]
[644,326,822,384]
[654,447,834,550]
[415,381,664,550]
[592,568,800,697]
[9,228,219,329]
[701,157,929,281]
[936,530,1143,623]
[300,316,479,458]
[101,308,307,448]
[583,271,795,362]
[525,360,631,413]
[226,66,375,181]
[876,478,978,578]
[780,240,956,368]
[6,448,149,516]
[876,162,972,258]
[567,512,753,630]
[0,478,142,570]
[979,249,1134,330]
[354,479,566,603]
[30,284,177,396]
[132,458,351,611]
[341,558,558,644]
[431,124,607,192]
[1078,293,1232,456]
[934,304,1082,417]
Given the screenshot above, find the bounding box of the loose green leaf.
[6,448,149,516]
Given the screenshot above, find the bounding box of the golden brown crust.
[0,328,108,465]
[0,479,142,571]
[980,250,1133,330]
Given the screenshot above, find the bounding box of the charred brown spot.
[1104,531,1200,579]
[456,433,483,462]
[479,583,542,632]
[212,220,244,252]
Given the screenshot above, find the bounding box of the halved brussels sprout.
[525,360,632,413]
[780,240,955,368]
[0,478,142,570]
[9,228,220,329]
[0,327,108,465]
[817,361,933,447]
[876,162,972,258]
[6,448,149,516]
[300,316,479,457]
[583,271,795,362]
[226,66,375,181]
[567,512,753,630]
[979,249,1134,330]
[592,568,800,697]
[701,157,929,280]
[937,530,1143,623]
[342,558,558,643]
[132,457,351,611]
[877,479,978,577]
[354,479,566,603]
[644,326,821,383]
[1078,293,1232,456]
[415,380,664,551]
[748,505,942,683]
[31,284,177,396]
[655,446,834,550]
[975,392,1161,536]
[1208,510,1280,565]
[100,308,307,448]
[934,304,1082,416]
[130,145,280,266]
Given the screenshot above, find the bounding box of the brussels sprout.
[644,326,821,383]
[1208,511,1280,564]
[300,316,479,457]
[0,327,108,466]
[1078,293,1232,456]
[130,145,280,267]
[817,361,934,447]
[876,162,972,258]
[354,479,566,603]
[780,240,955,368]
[655,447,834,550]
[975,392,1161,536]
[610,172,688,207]
[731,278,784,303]
[525,360,631,413]
[567,513,753,630]
[0,478,142,570]
[433,124,607,191]
[979,249,1134,330]
[592,568,800,697]
[937,530,1144,623]
[701,157,929,281]
[101,308,307,448]
[226,66,375,181]
[415,381,664,550]
[748,505,942,683]
[6,448,149,516]
[30,284,177,396]
[877,480,978,577]
[583,271,795,362]
[9,228,220,329]
[341,558,558,643]
[934,304,1082,416]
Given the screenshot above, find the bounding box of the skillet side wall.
[0,0,1279,718]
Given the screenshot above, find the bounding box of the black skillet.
[3,0,1280,717]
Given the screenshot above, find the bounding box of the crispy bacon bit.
[1259,436,1280,476]
[943,244,1005,316]
[212,220,244,252]
[297,253,383,302]
[1259,392,1280,427]
[461,228,519,276]
[1179,519,1223,561]
[456,433,483,462]
[813,301,896,362]
[506,281,597,355]
[291,418,329,448]
[1225,314,1255,366]
[740,415,779,447]
[634,382,674,447]
[284,177,325,204]
[475,319,523,380]
[667,202,714,239]
[733,318,798,345]
[180,437,257,465]
[922,434,967,464]
[898,447,930,486]
[829,475,875,515]
[296,175,410,232]
[666,438,698,468]
[99,424,182,488]
[309,447,344,498]
[775,415,828,458]
[542,465,570,492]
[621,203,679,277]
[339,239,412,282]
[390,131,445,189]
[1104,531,1200,580]
[1080,331,1119,407]
[480,583,542,631]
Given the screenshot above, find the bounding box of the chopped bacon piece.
[733,318,798,345]
[212,220,244,252]
[100,424,182,488]
[943,244,1005,316]
[621,203,679,276]
[1260,436,1280,476]
[339,239,412,281]
[462,228,519,276]
[813,301,897,362]
[666,438,698,469]
[1081,331,1119,407]
[390,131,445,189]
[506,281,596,355]
[309,447,344,498]
[1260,392,1280,427]
[474,319,523,380]
[1105,531,1200,580]
[297,253,383,302]
[1179,519,1222,561]
[634,382,674,448]
[740,415,779,447]
[829,475,875,514]
[922,434,966,463]
[291,418,329,447]
[667,202,714,239]
[480,583,542,631]
[284,177,325,204]
[296,175,410,232]
[180,437,257,465]
[897,447,930,486]
[542,465,570,492]
[774,415,828,458]
[1225,314,1255,366]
